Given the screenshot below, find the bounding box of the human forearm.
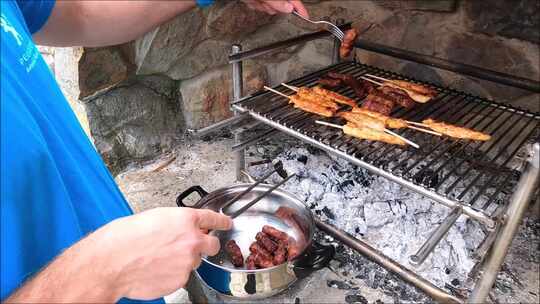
[5,208,231,302]
[34,1,196,47]
[6,226,121,303]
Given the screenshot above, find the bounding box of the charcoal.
[297,155,308,164]
[327,280,351,290]
[321,206,336,220]
[345,294,368,304]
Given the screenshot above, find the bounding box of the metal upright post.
[468,143,540,303]
[231,44,245,181]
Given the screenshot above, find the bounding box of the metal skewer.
[281,83,300,92]
[223,173,297,219]
[264,86,292,99]
[220,161,287,214]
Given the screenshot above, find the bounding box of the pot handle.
[176,186,209,208]
[293,241,335,279]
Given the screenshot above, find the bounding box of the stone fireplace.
[66,0,539,174]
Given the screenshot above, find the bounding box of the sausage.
[273,243,288,265]
[246,254,257,270]
[225,240,244,267]
[254,253,274,269]
[262,225,289,243]
[318,77,343,88]
[340,29,358,59]
[249,242,272,261]
[256,232,278,252]
[287,238,301,261]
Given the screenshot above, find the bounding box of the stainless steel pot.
[176,184,334,300]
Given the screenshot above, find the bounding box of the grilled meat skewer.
[344,122,406,146]
[343,110,408,129]
[422,119,491,141]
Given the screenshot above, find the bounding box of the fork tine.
[329,24,345,38]
[328,27,344,41]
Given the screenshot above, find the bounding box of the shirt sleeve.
[15,0,56,34]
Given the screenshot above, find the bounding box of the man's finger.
[199,234,221,257]
[264,0,293,14]
[194,209,233,230]
[290,0,309,18]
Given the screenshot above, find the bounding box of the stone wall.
[77,0,540,174]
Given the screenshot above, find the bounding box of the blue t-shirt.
[1,1,162,302]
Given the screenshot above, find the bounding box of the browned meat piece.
[273,244,288,265]
[246,254,257,270]
[340,29,358,58]
[318,77,343,88]
[343,122,406,146]
[249,242,272,261]
[327,73,374,100]
[378,86,416,108]
[361,94,394,116]
[225,240,244,267]
[255,232,278,252]
[254,253,275,269]
[262,225,289,243]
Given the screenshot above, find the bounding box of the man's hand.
[6,207,232,303]
[242,0,309,18]
[106,207,232,300]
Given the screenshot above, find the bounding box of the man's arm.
[34,0,308,47]
[6,208,232,303]
[33,1,197,47]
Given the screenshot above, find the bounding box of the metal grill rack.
[233,61,540,231]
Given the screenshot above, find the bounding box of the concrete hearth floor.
[116,135,539,304]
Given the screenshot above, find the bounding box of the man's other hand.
[101,207,232,301]
[242,0,309,18]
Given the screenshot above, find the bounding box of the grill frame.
[216,28,540,304]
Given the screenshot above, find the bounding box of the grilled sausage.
[340,29,358,58]
[246,254,257,270]
[286,238,301,261]
[249,241,272,260]
[256,232,278,252]
[254,253,275,269]
[262,225,289,243]
[273,243,288,265]
[225,240,244,267]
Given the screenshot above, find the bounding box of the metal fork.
[292,11,344,42]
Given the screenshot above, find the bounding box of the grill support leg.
[231,44,245,182]
[469,143,540,303]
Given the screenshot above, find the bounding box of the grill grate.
[233,61,540,227]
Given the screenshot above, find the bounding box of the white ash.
[248,145,489,290]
